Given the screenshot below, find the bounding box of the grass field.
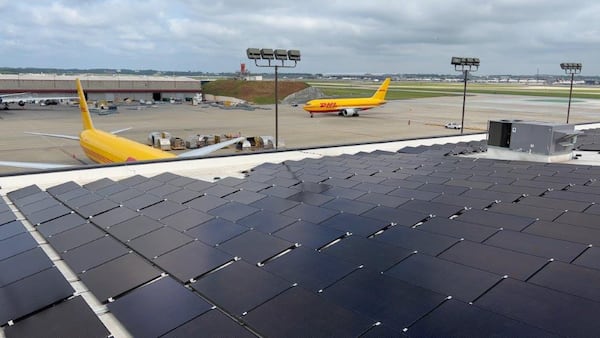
[308,80,600,100]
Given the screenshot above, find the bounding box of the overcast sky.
[1,1,599,75]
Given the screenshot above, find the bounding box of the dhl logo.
[319,102,337,108]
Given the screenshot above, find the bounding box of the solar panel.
[518,195,591,212]
[356,192,409,208]
[184,179,215,192]
[154,241,233,283]
[62,192,102,210]
[0,232,38,261]
[281,203,337,225]
[417,217,499,243]
[208,202,259,222]
[94,183,129,197]
[573,247,600,270]
[3,296,110,338]
[418,183,469,195]
[322,198,376,215]
[249,195,298,213]
[192,260,291,316]
[83,178,115,191]
[105,187,144,203]
[140,200,186,220]
[18,197,61,216]
[475,278,600,337]
[76,198,119,218]
[0,221,25,241]
[54,187,91,203]
[388,187,440,201]
[484,229,587,262]
[322,235,411,272]
[202,185,239,198]
[262,246,356,292]
[237,210,296,234]
[287,191,334,206]
[164,188,203,204]
[167,176,199,187]
[319,213,387,237]
[245,286,374,337]
[12,191,51,208]
[127,227,193,259]
[0,212,18,228]
[385,253,502,302]
[61,236,129,274]
[161,309,255,338]
[528,261,600,302]
[456,209,535,231]
[185,218,248,246]
[432,194,494,209]
[108,276,212,337]
[398,200,465,218]
[6,184,42,201]
[406,299,552,337]
[0,247,52,288]
[524,220,600,246]
[0,267,73,325]
[121,193,163,211]
[27,204,72,225]
[439,240,547,280]
[46,223,106,253]
[90,206,138,228]
[320,268,444,333]
[160,208,213,232]
[35,213,87,237]
[79,253,162,302]
[146,183,181,198]
[184,195,228,212]
[118,174,150,187]
[151,172,182,183]
[46,181,81,196]
[261,185,299,199]
[555,211,600,229]
[105,215,163,241]
[133,179,165,192]
[235,180,271,193]
[362,206,428,226]
[274,220,345,250]
[217,230,295,264]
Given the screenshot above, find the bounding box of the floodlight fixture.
[260,48,275,60]
[246,48,261,60]
[246,48,302,150]
[274,49,288,60]
[288,50,301,61]
[561,62,582,123]
[560,63,582,73]
[451,56,480,134]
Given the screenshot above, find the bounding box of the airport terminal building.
[0,74,202,102]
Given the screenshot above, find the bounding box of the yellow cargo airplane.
[303,78,391,117]
[0,79,244,170]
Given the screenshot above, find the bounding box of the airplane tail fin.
[76,78,94,130]
[371,78,391,101]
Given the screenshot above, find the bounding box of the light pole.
[560,62,582,124]
[451,57,480,134]
[246,48,301,150]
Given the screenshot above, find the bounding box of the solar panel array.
[2,141,600,337]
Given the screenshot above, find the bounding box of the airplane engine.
[18,100,26,107]
[342,108,359,117]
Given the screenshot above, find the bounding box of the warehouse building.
[0,74,202,102]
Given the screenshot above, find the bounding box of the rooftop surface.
[2,130,600,337]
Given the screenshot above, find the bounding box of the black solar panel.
[573,246,600,270]
[439,240,548,280]
[0,247,52,288]
[108,276,212,337]
[140,200,186,220]
[79,253,162,302]
[417,217,499,242]
[61,236,129,273]
[208,201,259,222]
[161,309,255,337]
[385,253,502,302]
[0,232,38,261]
[90,206,138,228]
[0,221,26,241]
[0,267,73,325]
[185,218,248,246]
[273,220,346,250]
[192,260,291,315]
[160,207,213,232]
[105,215,163,241]
[127,227,193,259]
[475,278,600,337]
[528,261,600,302]
[3,296,110,338]
[154,241,233,282]
[321,267,444,333]
[217,230,295,264]
[46,223,106,253]
[237,210,296,234]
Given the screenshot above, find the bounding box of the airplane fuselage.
[79,129,176,164]
[303,97,386,113]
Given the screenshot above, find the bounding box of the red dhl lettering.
[319,102,337,108]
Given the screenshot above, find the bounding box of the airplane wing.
[0,161,74,170]
[178,137,245,158]
[24,132,79,140]
[110,127,132,135]
[1,95,76,104]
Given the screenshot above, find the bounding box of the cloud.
[1,0,599,74]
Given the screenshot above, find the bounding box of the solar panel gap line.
[367,222,396,239]
[569,244,593,264]
[435,239,465,258]
[470,275,509,304]
[256,244,299,267]
[317,233,351,252]
[187,258,238,284]
[221,189,241,199]
[136,198,166,212]
[550,211,567,222]
[524,259,554,282]
[239,284,295,317]
[410,216,434,229]
[382,251,419,274]
[106,273,167,304]
[404,295,453,334]
[194,258,239,282]
[480,229,502,243]
[317,265,364,294]
[35,210,75,227]
[483,201,499,209]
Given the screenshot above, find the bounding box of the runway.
[0,94,597,174]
